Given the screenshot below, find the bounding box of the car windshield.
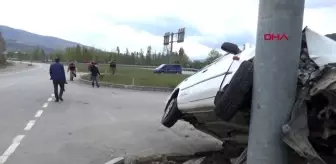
[157,64,165,69]
[197,54,226,72]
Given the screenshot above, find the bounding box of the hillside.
[5,39,56,54]
[0,25,83,53]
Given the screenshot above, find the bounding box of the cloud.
[199,32,256,49]
[114,17,202,36]
[305,0,336,8]
[0,0,336,60]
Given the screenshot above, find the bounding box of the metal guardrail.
[8,59,200,72]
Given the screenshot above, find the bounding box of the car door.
[161,65,168,73]
[204,48,256,97]
[164,65,172,73]
[177,55,233,111]
[171,65,178,73]
[191,54,235,102]
[177,65,212,108]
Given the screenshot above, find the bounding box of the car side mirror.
[221,42,241,55]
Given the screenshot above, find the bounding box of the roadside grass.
[77,63,189,88]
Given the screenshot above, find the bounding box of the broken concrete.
[106,149,236,164]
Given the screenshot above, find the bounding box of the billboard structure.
[162,28,186,58]
[177,28,185,43]
[163,32,170,45]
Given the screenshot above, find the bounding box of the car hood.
[304,27,336,66]
[238,27,336,67]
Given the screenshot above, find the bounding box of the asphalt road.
[0,62,221,164]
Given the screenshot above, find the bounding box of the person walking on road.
[67,61,77,81]
[49,57,67,102]
[89,61,100,88]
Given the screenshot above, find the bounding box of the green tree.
[146,46,152,65]
[139,49,145,65]
[191,60,206,69]
[40,49,46,61]
[82,47,91,62]
[205,49,222,64]
[0,32,6,64]
[116,46,120,56]
[131,52,136,64]
[178,47,186,66]
[75,45,82,62]
[32,46,41,61]
[22,44,203,69]
[135,52,140,64]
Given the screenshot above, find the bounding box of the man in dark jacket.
[49,57,67,102]
[109,60,116,75]
[90,62,100,88]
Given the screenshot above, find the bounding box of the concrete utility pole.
[247,0,305,164]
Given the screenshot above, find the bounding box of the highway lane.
[0,63,221,164]
[0,63,51,163]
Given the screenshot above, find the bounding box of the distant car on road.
[161,27,336,163]
[154,64,182,74]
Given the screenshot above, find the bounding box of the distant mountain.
[5,39,56,54]
[326,33,336,41]
[0,25,84,54]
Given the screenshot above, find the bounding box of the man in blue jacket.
[49,57,67,102]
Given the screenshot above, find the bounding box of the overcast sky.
[0,0,335,59]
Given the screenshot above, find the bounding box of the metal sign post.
[247,0,305,164]
[162,28,185,64]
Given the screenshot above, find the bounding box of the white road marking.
[24,120,36,131]
[42,103,48,108]
[0,90,51,163]
[35,110,43,118]
[0,135,25,164]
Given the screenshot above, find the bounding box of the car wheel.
[214,61,253,121]
[161,98,182,128]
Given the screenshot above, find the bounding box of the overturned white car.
[161,27,336,163]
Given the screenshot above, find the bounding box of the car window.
[167,65,173,69]
[197,54,226,72]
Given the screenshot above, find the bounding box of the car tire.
[161,98,182,128]
[214,61,253,121]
